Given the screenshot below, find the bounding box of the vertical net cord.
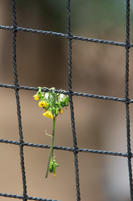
[12,0,27,200]
[66,0,81,200]
[125,0,133,200]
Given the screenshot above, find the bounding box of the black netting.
[0,0,132,201]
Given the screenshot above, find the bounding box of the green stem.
[45,117,56,178]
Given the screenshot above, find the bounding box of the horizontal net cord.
[0,24,131,47]
[0,192,59,201]
[0,83,131,103]
[0,138,128,157]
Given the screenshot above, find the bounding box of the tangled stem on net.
[33,87,69,178]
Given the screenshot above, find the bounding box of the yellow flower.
[59,109,63,114]
[33,94,39,101]
[53,173,56,176]
[43,111,53,119]
[38,101,48,108]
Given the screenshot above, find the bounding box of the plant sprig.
[33,87,69,178]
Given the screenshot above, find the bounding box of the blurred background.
[0,0,133,201]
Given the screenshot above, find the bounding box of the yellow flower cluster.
[33,87,68,120]
[38,101,48,108]
[34,96,52,118]
[33,93,51,117]
[33,94,39,101]
[43,111,53,119]
[59,109,63,114]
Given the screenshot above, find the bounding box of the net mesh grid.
[0,0,133,201]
